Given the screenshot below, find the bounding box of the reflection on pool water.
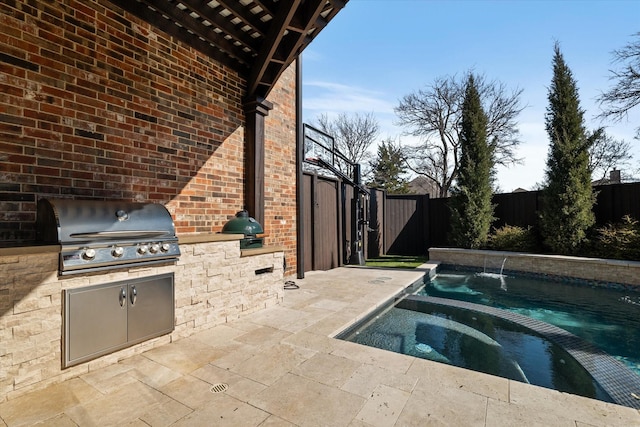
[420,269,640,377]
[340,300,612,402]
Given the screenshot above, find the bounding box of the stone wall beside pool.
[429,248,640,288]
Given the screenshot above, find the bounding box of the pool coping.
[401,295,640,410]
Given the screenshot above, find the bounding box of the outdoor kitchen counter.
[0,234,284,257]
[0,244,59,257]
[178,232,285,256]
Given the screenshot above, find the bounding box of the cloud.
[303,80,395,117]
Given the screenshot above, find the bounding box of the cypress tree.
[450,74,495,249]
[540,43,595,254]
[368,139,410,194]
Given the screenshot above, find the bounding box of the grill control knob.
[149,243,160,254]
[83,248,96,260]
[111,246,124,258]
[137,244,149,255]
[160,242,171,252]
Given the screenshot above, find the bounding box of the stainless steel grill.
[37,199,180,275]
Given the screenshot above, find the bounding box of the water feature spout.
[500,257,507,276]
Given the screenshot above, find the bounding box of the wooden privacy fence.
[303,172,640,268]
[370,181,640,256]
[302,171,355,271]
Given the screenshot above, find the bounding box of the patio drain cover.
[210,383,229,393]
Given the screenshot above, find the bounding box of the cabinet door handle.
[119,287,126,307]
[130,285,137,306]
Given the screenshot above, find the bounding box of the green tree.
[540,43,595,254]
[449,74,495,249]
[367,138,410,194]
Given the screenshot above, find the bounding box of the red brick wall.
[0,0,298,272]
[263,65,298,273]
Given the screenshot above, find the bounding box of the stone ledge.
[429,247,640,287]
[178,232,242,244]
[0,245,59,257]
[241,246,285,257]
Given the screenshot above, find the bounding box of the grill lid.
[36,198,180,275]
[37,199,177,245]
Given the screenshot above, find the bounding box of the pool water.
[342,300,612,401]
[420,270,640,377]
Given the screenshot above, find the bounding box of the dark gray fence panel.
[302,172,341,271]
[593,183,640,225]
[384,194,429,255]
[367,189,385,258]
[493,191,541,228]
[428,197,450,247]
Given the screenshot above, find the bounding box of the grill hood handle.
[69,231,169,239]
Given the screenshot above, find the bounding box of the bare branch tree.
[598,32,640,139]
[395,72,525,197]
[587,127,633,182]
[315,112,379,175]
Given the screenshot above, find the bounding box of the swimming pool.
[421,268,640,378]
[338,267,640,408]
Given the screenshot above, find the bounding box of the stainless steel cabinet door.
[65,282,128,366]
[127,274,174,343]
[64,273,174,368]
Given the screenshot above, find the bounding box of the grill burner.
[37,199,180,275]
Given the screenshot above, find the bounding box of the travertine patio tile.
[509,380,640,427]
[485,397,575,426]
[172,393,269,427]
[232,343,309,386]
[278,307,334,333]
[292,352,361,387]
[79,363,138,394]
[65,380,171,426]
[406,357,510,402]
[304,312,357,336]
[250,373,365,427]
[259,415,298,426]
[331,340,414,374]
[142,336,219,374]
[189,323,247,347]
[395,378,488,426]
[191,363,267,402]
[309,298,350,311]
[341,363,418,398]
[244,306,309,329]
[355,384,410,427]
[281,329,339,354]
[159,373,223,410]
[137,397,192,427]
[208,340,260,371]
[0,378,102,427]
[123,420,151,427]
[119,354,183,389]
[31,413,78,426]
[234,325,292,348]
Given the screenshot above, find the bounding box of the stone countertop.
[0,233,284,257]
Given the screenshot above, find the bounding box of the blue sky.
[302,0,640,192]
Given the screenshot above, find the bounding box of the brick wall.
[0,0,298,272]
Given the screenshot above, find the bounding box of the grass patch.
[365,254,428,268]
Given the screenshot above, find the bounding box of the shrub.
[584,216,640,261]
[487,225,539,253]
